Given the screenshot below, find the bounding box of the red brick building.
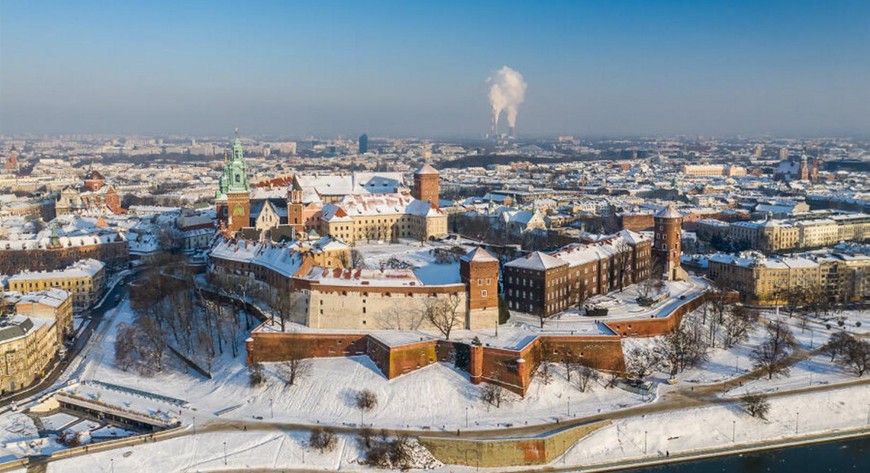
[504,230,652,317]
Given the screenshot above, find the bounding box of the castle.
[215,131,447,242]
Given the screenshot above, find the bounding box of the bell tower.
[222,129,251,233]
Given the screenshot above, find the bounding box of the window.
[481,290,487,297]
[477,279,482,285]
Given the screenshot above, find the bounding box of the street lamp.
[270,398,274,419]
[732,420,736,442]
[465,407,469,429]
[567,395,571,417]
[224,441,227,465]
[795,411,799,434]
[110,458,114,473]
[644,430,648,454]
[193,416,196,435]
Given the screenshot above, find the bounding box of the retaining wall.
[419,420,610,467]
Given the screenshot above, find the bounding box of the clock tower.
[216,129,251,233]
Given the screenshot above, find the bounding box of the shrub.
[309,428,337,452]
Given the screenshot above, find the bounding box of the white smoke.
[487,66,527,133]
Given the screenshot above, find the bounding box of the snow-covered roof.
[505,251,567,271]
[460,247,497,263]
[8,259,104,281]
[655,206,682,219]
[321,193,442,221]
[414,163,439,175]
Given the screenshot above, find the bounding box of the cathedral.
[215,130,447,243]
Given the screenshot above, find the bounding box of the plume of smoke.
[487,66,527,133]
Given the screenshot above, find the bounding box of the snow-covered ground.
[564,384,869,468]
[40,382,870,473]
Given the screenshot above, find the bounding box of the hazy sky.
[1,0,869,137]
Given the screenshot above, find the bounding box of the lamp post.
[644,430,648,454]
[465,407,469,429]
[193,416,196,435]
[732,420,736,442]
[270,398,274,419]
[110,458,114,473]
[223,441,227,465]
[795,411,799,434]
[567,395,571,417]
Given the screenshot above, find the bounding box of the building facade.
[0,315,58,394]
[504,230,653,317]
[7,259,106,313]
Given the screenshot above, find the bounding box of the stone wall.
[419,420,610,467]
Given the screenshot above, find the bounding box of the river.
[609,435,869,473]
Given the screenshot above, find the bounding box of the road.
[0,273,132,411]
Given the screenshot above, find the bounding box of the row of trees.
[117,269,247,375]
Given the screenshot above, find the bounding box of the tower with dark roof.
[653,205,687,281]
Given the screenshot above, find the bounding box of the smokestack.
[487,66,527,138]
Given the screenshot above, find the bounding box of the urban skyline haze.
[1,0,869,137]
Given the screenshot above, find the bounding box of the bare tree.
[248,362,266,387]
[113,323,138,372]
[135,312,167,372]
[659,321,708,377]
[637,277,665,302]
[277,346,311,387]
[350,249,365,269]
[837,338,869,377]
[378,306,424,331]
[777,286,805,318]
[309,428,338,452]
[742,393,770,420]
[625,346,663,383]
[355,389,378,424]
[612,239,633,292]
[424,295,462,340]
[272,291,301,333]
[537,361,554,385]
[567,279,588,310]
[480,383,510,409]
[721,305,758,348]
[575,365,600,392]
[821,331,854,362]
[561,349,580,382]
[750,319,797,380]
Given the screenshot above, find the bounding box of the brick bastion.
[245,289,736,396]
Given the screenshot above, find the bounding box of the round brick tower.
[653,205,686,281]
[413,163,440,208]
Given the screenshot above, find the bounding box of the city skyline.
[1,0,869,137]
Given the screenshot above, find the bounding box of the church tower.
[413,163,439,208]
[216,130,251,233]
[653,206,687,281]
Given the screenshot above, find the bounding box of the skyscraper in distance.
[358,133,368,154]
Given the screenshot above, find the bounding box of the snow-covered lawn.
[239,357,646,430]
[565,384,869,468]
[41,381,870,473]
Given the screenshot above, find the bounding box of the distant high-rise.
[358,133,368,154]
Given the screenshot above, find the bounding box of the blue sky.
[1,0,868,136]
